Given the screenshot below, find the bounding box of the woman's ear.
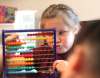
[59,46,84,78]
[68,45,84,73]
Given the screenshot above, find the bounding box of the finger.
[53,60,63,70]
[5,34,19,42]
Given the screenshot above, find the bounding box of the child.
[4,4,80,78]
[53,20,100,78]
[40,4,80,59]
[40,4,80,78]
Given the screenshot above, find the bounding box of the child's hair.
[75,20,100,73]
[40,4,79,29]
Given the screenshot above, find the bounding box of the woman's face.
[41,17,76,54]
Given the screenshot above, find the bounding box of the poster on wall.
[15,10,37,29]
[0,5,17,23]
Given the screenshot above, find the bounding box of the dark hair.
[75,20,100,73]
[40,4,79,28]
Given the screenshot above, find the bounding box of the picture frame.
[0,5,17,23]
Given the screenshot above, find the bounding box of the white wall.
[0,0,100,21]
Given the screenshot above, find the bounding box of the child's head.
[40,4,80,54]
[66,20,100,78]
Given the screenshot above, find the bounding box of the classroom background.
[0,0,100,77]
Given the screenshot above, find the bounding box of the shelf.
[0,23,14,31]
[0,23,14,26]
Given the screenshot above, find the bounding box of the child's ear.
[73,24,81,35]
[68,45,84,73]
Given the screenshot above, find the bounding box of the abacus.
[2,29,56,78]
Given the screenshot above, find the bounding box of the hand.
[53,60,68,73]
[5,34,19,42]
[0,34,18,72]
